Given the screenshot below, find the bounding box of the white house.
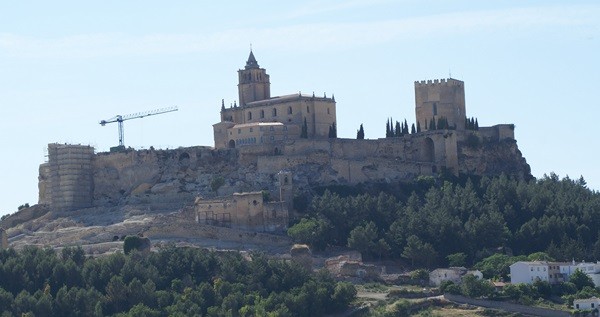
[510,260,600,286]
[574,297,600,310]
[429,267,482,286]
[510,261,556,284]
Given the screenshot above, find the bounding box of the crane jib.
[99,106,178,147]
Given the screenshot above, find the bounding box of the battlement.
[415,78,463,87]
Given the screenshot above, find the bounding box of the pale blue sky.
[1,1,599,216]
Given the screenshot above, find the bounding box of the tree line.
[0,246,355,316]
[288,173,600,267]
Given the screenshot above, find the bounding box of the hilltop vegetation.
[289,173,600,266]
[0,246,355,316]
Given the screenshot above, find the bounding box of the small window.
[288,106,292,114]
[248,112,252,120]
[592,303,595,308]
[576,304,580,309]
[307,106,310,113]
[531,268,533,271]
[327,108,330,114]
[260,110,265,118]
[249,127,253,132]
[272,108,277,117]
[238,129,241,134]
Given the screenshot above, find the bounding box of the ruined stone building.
[193,171,292,233]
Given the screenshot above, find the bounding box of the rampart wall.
[39,126,529,213]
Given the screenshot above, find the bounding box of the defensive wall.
[38,125,528,214]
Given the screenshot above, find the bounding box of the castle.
[33,52,529,234]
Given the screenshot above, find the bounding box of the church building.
[213,51,337,149]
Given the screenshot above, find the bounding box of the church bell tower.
[238,51,271,106]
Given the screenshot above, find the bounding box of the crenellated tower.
[415,78,466,130]
[238,51,270,107]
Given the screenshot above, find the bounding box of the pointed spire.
[332,94,335,101]
[245,50,259,69]
[221,99,225,111]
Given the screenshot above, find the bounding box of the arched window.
[288,106,292,114]
[260,110,265,118]
[248,111,252,120]
[272,108,277,117]
[327,108,330,114]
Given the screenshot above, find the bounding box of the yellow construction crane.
[100,106,178,148]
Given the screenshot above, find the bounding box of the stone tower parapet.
[47,143,94,211]
[415,78,466,131]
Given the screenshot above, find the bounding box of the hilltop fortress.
[28,52,529,237]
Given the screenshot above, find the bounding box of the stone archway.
[228,140,236,148]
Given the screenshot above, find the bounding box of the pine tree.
[357,124,365,139]
[411,123,416,134]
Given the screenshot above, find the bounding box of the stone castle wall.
[39,126,528,213]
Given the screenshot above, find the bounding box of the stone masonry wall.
[47,144,94,211]
[39,128,529,213]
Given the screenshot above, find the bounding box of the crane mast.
[100,106,178,148]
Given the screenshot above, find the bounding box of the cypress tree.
[385,119,391,138]
[301,118,308,138]
[330,122,337,138]
[411,123,416,134]
[357,124,365,139]
[475,118,479,130]
[430,118,436,130]
[403,119,409,134]
[395,121,402,137]
[437,117,446,130]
